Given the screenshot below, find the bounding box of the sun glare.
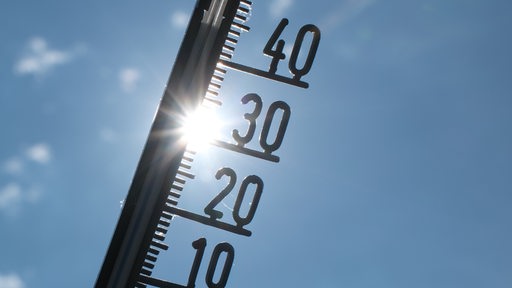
[182,106,222,150]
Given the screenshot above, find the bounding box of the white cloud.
[0,183,44,214]
[171,11,189,29]
[14,37,72,76]
[0,183,22,210]
[25,143,51,164]
[270,0,293,19]
[0,143,51,214]
[0,273,24,288]
[119,68,140,93]
[2,158,23,175]
[0,182,44,214]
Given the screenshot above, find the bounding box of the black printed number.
[264,18,321,81]
[204,167,264,228]
[289,24,321,80]
[232,93,262,147]
[204,167,237,220]
[188,238,235,288]
[233,175,264,227]
[260,100,291,154]
[232,93,291,155]
[264,18,288,74]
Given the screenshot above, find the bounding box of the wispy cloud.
[119,68,140,93]
[0,183,22,210]
[0,273,25,288]
[0,182,43,215]
[270,0,293,19]
[171,11,189,29]
[0,143,52,214]
[25,186,43,204]
[2,143,52,176]
[99,127,117,143]
[25,143,52,165]
[2,158,23,175]
[13,37,81,77]
[320,0,376,32]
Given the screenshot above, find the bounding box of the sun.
[182,105,222,150]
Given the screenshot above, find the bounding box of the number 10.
[187,238,235,288]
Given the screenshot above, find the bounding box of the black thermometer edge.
[95,1,247,287]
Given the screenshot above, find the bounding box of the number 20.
[204,167,263,228]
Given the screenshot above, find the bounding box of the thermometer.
[95,1,320,287]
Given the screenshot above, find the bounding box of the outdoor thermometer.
[96,0,321,287]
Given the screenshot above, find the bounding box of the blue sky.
[1,0,512,287]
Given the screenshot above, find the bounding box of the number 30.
[232,93,291,155]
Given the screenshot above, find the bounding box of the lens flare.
[182,105,222,151]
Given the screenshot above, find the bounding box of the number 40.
[264,18,321,81]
